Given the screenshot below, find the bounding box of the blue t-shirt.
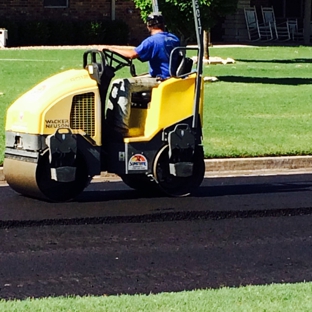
[134,32,180,79]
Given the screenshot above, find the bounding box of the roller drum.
[4,153,90,202]
[4,158,45,200]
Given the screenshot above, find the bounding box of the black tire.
[36,151,91,202]
[153,145,205,197]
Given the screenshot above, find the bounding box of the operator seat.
[106,49,194,139]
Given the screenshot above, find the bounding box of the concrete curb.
[1,156,312,182]
[203,156,312,177]
[204,156,312,172]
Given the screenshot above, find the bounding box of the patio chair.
[261,6,291,41]
[244,7,273,41]
[287,19,304,41]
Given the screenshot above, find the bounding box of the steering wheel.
[102,49,136,77]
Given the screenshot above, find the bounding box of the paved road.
[1,174,312,299]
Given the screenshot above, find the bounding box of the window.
[44,0,68,8]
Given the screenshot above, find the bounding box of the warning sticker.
[128,154,148,170]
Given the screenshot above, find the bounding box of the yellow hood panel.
[6,69,99,135]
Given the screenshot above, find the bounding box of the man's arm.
[99,45,139,59]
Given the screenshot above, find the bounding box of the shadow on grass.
[217,75,312,85]
[236,58,312,64]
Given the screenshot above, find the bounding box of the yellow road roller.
[4,0,205,202]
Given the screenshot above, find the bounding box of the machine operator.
[100,13,181,136]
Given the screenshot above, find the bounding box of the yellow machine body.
[5,69,102,146]
[126,73,203,142]
[4,50,205,202]
[6,70,202,146]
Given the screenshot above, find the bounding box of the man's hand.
[99,45,139,60]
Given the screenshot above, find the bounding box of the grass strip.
[1,282,312,311]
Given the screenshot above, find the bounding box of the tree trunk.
[304,0,311,45]
[203,30,210,60]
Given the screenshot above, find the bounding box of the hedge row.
[0,19,129,47]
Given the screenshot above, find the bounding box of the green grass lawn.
[1,46,312,163]
[1,282,312,311]
[204,45,312,158]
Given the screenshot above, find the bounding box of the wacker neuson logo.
[45,119,70,128]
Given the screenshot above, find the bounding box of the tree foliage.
[133,0,239,42]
